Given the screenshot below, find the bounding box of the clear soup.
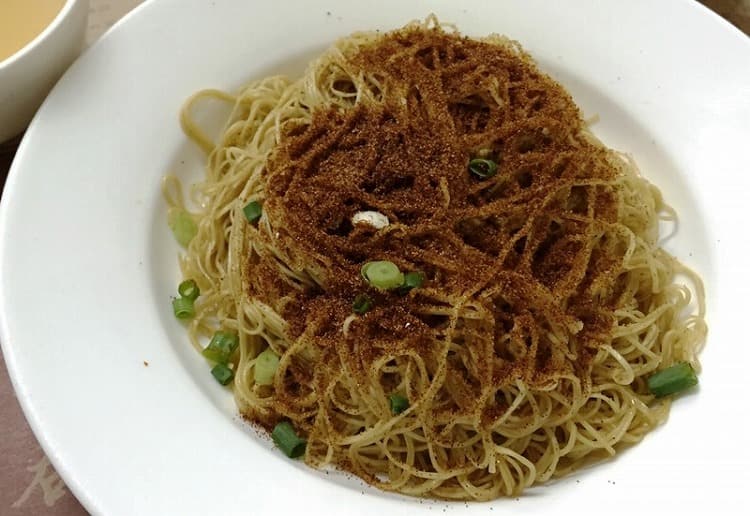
[0,0,67,62]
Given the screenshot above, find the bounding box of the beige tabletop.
[0,1,748,514]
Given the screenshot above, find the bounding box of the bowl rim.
[0,0,83,70]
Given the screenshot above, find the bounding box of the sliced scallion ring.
[211,363,234,385]
[177,279,200,301]
[361,261,404,290]
[172,297,195,319]
[399,271,425,294]
[201,331,239,364]
[254,348,280,386]
[272,421,307,458]
[468,158,498,179]
[389,394,409,414]
[647,362,698,398]
[243,200,262,223]
[169,210,197,247]
[352,293,374,314]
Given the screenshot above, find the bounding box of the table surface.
[0,1,748,514]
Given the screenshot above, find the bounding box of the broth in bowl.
[0,0,67,62]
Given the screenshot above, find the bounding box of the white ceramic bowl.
[0,0,89,143]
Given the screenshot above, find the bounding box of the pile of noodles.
[164,17,706,500]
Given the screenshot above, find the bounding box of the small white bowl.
[0,0,89,143]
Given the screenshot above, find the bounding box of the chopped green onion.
[254,348,280,386]
[399,271,425,294]
[648,362,698,398]
[172,297,195,319]
[353,293,373,314]
[243,200,262,223]
[389,394,409,414]
[477,148,494,158]
[361,261,404,290]
[201,331,239,364]
[468,158,498,179]
[211,363,234,385]
[169,210,198,247]
[178,279,200,301]
[272,421,307,458]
